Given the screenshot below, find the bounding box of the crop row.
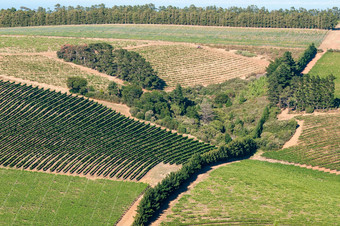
[0,81,215,180]
[134,44,265,87]
[263,114,340,170]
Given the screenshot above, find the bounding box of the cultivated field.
[308,51,340,98]
[0,168,147,225]
[163,160,340,225]
[0,35,269,89]
[0,35,142,53]
[263,113,340,170]
[0,54,111,91]
[0,24,328,48]
[134,44,266,88]
[0,81,214,180]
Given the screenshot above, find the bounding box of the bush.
[121,84,143,106]
[66,76,88,94]
[305,106,314,113]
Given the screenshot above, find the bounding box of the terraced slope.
[134,44,266,88]
[0,81,214,180]
[263,113,340,170]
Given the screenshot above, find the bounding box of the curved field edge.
[263,113,340,171]
[0,81,214,181]
[0,24,328,48]
[0,167,148,225]
[162,160,340,225]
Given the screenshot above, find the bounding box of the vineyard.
[134,44,266,88]
[0,35,143,53]
[263,114,340,170]
[0,81,214,180]
[0,55,111,92]
[309,51,340,98]
[163,160,340,225]
[0,168,147,225]
[0,24,328,48]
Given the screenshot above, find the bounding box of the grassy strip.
[0,168,147,225]
[0,24,328,48]
[163,160,340,225]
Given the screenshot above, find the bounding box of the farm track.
[1,26,338,225]
[302,23,340,74]
[251,108,340,175]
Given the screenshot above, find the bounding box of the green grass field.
[309,51,340,98]
[0,24,328,48]
[263,113,340,170]
[0,168,147,225]
[163,160,340,225]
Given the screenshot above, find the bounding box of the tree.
[66,76,88,94]
[107,81,121,97]
[214,92,229,107]
[200,99,214,123]
[121,84,143,106]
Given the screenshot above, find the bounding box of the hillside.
[263,113,340,171]
[0,168,147,225]
[309,51,340,98]
[133,44,267,88]
[0,24,328,48]
[163,160,340,225]
[0,81,214,181]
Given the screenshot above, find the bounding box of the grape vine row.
[0,81,215,180]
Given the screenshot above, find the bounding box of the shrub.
[66,76,88,94]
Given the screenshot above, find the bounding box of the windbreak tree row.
[0,4,339,29]
[267,44,335,111]
[0,81,214,180]
[57,43,165,90]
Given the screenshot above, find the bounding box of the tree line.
[57,43,165,90]
[1,4,339,29]
[267,44,336,111]
[133,136,258,225]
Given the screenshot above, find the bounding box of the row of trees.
[1,4,339,29]
[133,137,258,225]
[57,43,165,89]
[267,45,335,111]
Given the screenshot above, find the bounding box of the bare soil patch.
[140,163,182,187]
[116,195,144,226]
[282,120,304,149]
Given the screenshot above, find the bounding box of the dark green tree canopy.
[67,76,88,94]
